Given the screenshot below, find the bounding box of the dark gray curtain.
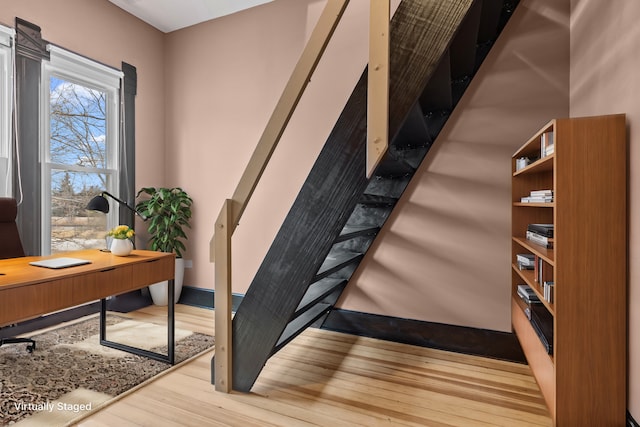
[13,18,49,256]
[119,62,137,228]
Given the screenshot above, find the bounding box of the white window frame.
[0,24,15,197]
[40,45,123,254]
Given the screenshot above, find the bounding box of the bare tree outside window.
[48,77,112,253]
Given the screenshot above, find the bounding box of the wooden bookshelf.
[511,114,627,426]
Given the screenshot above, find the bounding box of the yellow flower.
[107,225,135,240]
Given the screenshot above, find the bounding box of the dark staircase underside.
[213,0,519,392]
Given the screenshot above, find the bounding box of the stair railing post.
[213,199,233,392]
[367,0,390,178]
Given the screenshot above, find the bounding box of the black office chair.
[0,197,36,352]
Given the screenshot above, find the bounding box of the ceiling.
[108,0,274,33]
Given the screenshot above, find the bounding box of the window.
[40,46,123,254]
[0,25,14,197]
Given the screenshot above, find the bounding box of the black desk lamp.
[86,191,148,220]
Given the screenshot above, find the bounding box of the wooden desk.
[0,249,176,363]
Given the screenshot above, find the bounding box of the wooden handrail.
[212,0,390,393]
[211,0,351,249]
[211,0,351,393]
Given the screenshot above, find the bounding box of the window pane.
[50,76,107,168]
[50,169,108,253]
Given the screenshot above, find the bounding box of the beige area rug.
[0,314,214,426]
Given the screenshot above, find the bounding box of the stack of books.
[526,223,554,248]
[530,304,554,355]
[517,284,553,354]
[540,131,554,157]
[520,189,553,203]
[516,284,553,354]
[543,281,555,303]
[517,284,541,306]
[516,253,535,270]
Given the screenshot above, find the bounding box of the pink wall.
[0,0,167,197]
[165,0,568,332]
[4,0,637,418]
[569,0,640,417]
[339,0,569,332]
[2,0,568,331]
[164,0,400,293]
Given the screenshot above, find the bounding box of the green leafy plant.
[135,187,193,258]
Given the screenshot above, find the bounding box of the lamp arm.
[102,191,148,221]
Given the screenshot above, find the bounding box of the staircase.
[215,0,519,392]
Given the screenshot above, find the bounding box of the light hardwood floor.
[76,304,551,426]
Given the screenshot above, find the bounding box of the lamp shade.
[86,194,110,214]
[85,191,147,220]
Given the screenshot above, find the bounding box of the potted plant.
[107,224,135,256]
[135,187,193,305]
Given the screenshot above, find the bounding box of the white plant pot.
[149,257,184,306]
[110,238,133,256]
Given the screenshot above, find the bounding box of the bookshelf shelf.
[511,114,627,426]
[511,263,555,315]
[512,202,555,208]
[512,237,554,264]
[513,153,554,176]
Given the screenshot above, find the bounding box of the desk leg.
[99,280,175,364]
[167,278,175,364]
